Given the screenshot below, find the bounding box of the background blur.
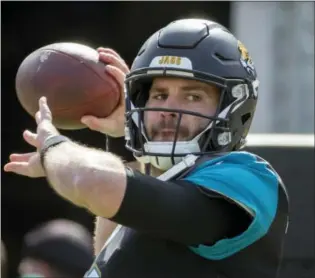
[1,1,314,277]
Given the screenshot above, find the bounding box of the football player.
[5,19,289,278]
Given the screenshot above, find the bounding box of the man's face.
[144,77,220,142]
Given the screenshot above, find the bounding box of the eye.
[152,93,168,101]
[186,94,202,101]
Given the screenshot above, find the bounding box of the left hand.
[4,97,60,177]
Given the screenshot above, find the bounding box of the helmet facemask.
[124,68,258,171]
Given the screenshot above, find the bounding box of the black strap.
[40,135,70,169]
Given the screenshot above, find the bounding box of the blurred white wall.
[230,2,314,134]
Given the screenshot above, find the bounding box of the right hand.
[81,48,130,137]
[4,97,59,178]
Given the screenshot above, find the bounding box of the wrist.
[39,135,70,170]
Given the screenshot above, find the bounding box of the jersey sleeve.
[183,152,279,260]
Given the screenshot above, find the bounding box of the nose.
[159,96,181,119]
[160,110,177,119]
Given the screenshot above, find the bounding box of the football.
[15,42,121,130]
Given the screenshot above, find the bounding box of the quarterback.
[5,19,289,278]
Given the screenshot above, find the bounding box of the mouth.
[153,129,178,141]
[160,129,176,133]
[160,129,177,138]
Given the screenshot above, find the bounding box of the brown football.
[15,42,121,130]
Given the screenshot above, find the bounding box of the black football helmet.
[124,19,259,171]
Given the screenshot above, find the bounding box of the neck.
[126,161,166,177]
[138,163,165,177]
[149,165,165,177]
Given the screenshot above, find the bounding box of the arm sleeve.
[184,159,279,260]
[109,168,252,247]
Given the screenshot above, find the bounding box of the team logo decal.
[238,40,256,76]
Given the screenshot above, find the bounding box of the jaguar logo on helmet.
[238,41,255,76]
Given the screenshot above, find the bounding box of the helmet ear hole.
[198,122,228,152]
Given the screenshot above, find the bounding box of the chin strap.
[156,154,198,181]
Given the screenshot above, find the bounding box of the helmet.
[124,18,259,171]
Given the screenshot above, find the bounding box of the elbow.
[74,167,127,218]
[69,171,93,208]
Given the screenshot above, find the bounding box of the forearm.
[43,141,127,218]
[94,217,118,256]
